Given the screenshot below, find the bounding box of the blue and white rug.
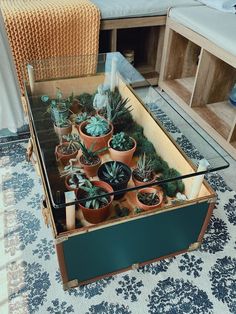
[0,107,236,314]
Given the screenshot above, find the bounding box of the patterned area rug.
[0,105,236,314]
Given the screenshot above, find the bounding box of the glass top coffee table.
[24,52,228,226]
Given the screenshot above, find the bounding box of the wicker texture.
[0,0,100,90]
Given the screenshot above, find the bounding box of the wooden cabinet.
[159,21,236,158]
[99,16,166,85]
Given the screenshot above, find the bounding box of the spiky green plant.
[60,158,82,177]
[67,172,87,189]
[106,96,132,124]
[110,132,134,151]
[137,191,159,205]
[134,153,154,182]
[85,115,110,137]
[102,162,126,184]
[79,142,107,164]
[79,180,110,209]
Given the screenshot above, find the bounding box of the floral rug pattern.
[0,109,236,313]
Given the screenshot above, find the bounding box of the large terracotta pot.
[136,187,163,211]
[108,137,136,166]
[79,121,113,152]
[79,155,101,177]
[132,170,156,187]
[77,181,114,224]
[55,142,78,166]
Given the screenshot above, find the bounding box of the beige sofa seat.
[92,0,201,19]
[169,5,236,56]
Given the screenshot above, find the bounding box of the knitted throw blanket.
[0,0,100,91]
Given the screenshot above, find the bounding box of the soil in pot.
[79,155,101,177]
[76,180,114,224]
[97,161,131,200]
[55,142,78,166]
[108,137,136,166]
[136,187,163,211]
[79,121,113,152]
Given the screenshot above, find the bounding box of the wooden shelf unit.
[99,16,166,85]
[159,19,236,158]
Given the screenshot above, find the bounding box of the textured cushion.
[169,6,236,56]
[92,0,201,19]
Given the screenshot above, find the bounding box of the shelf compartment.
[194,101,236,140]
[160,30,201,105]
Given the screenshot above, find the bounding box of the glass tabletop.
[24,52,229,210]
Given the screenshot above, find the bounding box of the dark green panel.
[63,202,209,283]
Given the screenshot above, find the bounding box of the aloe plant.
[67,172,87,189]
[106,95,132,124]
[138,191,159,205]
[102,161,126,184]
[134,153,154,182]
[79,142,107,164]
[85,115,110,137]
[110,132,134,151]
[60,158,82,177]
[79,180,110,209]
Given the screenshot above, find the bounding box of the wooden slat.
[101,16,166,30]
[162,79,192,104]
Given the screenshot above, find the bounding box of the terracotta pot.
[79,155,101,177]
[97,161,131,200]
[132,170,156,187]
[54,122,72,136]
[108,137,136,166]
[136,187,163,211]
[55,142,78,166]
[77,180,114,224]
[79,121,113,152]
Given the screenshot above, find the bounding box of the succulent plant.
[79,180,110,209]
[102,161,126,184]
[41,87,73,116]
[75,112,90,125]
[134,153,154,182]
[62,134,80,153]
[75,93,95,113]
[138,191,159,205]
[60,158,82,177]
[79,141,107,164]
[110,132,134,151]
[106,95,132,124]
[54,115,71,128]
[67,172,87,189]
[85,115,110,137]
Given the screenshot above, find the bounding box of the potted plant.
[55,134,80,165]
[76,179,114,224]
[108,132,136,165]
[132,153,156,187]
[79,115,113,151]
[60,158,87,190]
[74,112,90,132]
[53,115,72,136]
[41,88,73,122]
[136,187,163,211]
[79,141,107,177]
[97,161,131,200]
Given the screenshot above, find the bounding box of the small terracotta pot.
[79,121,113,152]
[79,155,101,177]
[55,142,78,166]
[108,137,136,166]
[54,122,72,136]
[136,187,163,211]
[132,171,156,187]
[77,180,114,224]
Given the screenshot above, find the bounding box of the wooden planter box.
[26,72,216,290]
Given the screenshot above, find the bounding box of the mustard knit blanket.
[0,0,100,91]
